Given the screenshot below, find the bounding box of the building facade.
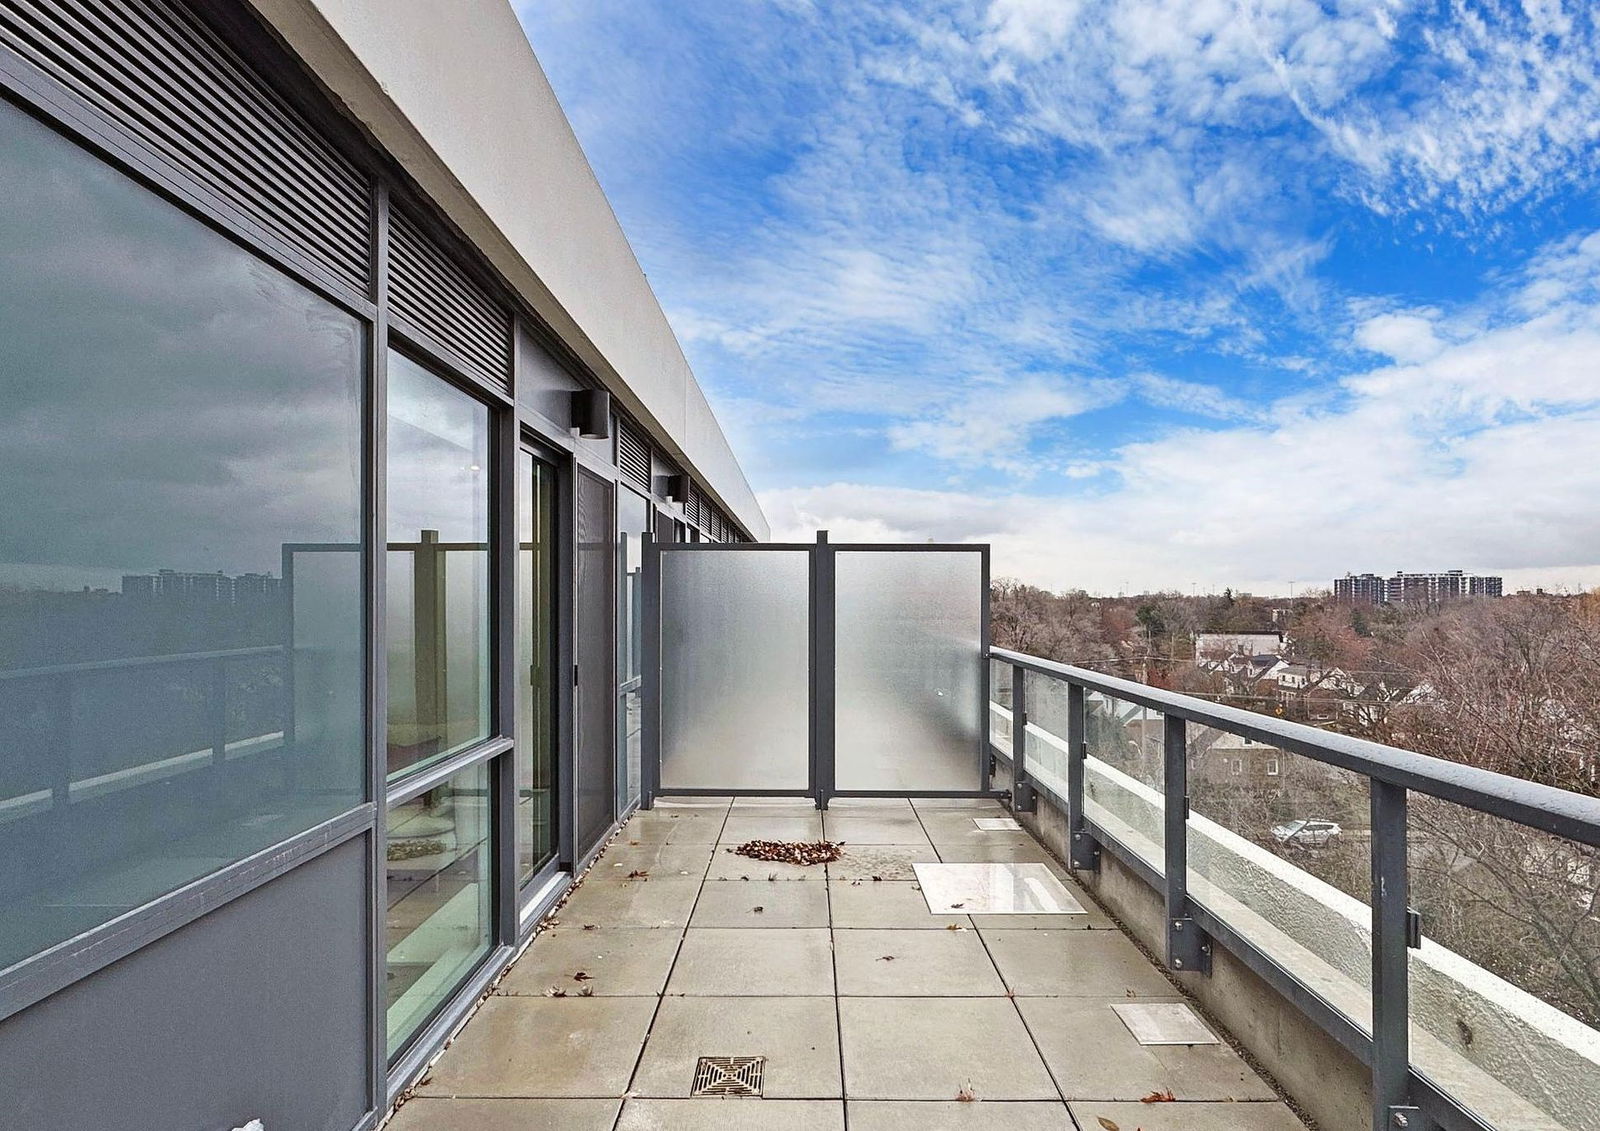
[0,2,765,1127]
[1334,570,1503,605]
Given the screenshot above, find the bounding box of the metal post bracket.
[1069,829,1101,871]
[1167,915,1212,975]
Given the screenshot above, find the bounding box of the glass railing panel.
[1082,691,1165,871]
[1020,669,1068,797]
[989,660,1012,756]
[1186,729,1373,1032]
[1406,798,1600,1129]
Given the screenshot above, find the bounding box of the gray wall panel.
[0,838,371,1131]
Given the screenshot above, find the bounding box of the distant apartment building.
[120,569,282,603]
[1333,573,1386,605]
[1334,570,1502,606]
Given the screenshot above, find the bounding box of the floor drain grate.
[691,1055,765,1096]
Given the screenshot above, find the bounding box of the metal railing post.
[640,533,660,810]
[1009,662,1036,812]
[1164,712,1211,974]
[1371,780,1420,1130]
[811,530,835,811]
[1066,682,1099,870]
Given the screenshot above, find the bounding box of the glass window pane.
[385,762,493,1056]
[516,451,557,885]
[386,353,491,779]
[0,101,364,972]
[834,550,983,791]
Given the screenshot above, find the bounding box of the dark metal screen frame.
[641,536,996,810]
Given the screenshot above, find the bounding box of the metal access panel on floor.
[640,535,994,808]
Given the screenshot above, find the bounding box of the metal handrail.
[989,644,1600,1131]
[0,645,283,683]
[991,646,1600,850]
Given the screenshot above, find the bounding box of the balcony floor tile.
[418,996,656,1097]
[666,927,835,995]
[630,996,842,1099]
[557,875,702,929]
[617,1098,845,1130]
[828,880,971,929]
[834,926,1005,996]
[689,876,831,927]
[1067,1100,1307,1130]
[388,1098,622,1130]
[1019,997,1278,1101]
[984,929,1175,998]
[828,844,939,881]
[496,926,682,997]
[848,1101,1075,1129]
[838,997,1059,1100]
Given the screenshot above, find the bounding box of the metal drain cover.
[692,1055,765,1096]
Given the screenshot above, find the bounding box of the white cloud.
[763,229,1600,593]
[1353,312,1444,363]
[887,374,1122,475]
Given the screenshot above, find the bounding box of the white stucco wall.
[243,0,768,539]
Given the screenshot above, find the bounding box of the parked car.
[1271,818,1343,847]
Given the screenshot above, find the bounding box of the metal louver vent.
[0,0,371,294]
[388,205,512,390]
[617,422,651,490]
[686,487,707,529]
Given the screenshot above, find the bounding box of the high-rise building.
[1333,573,1386,605]
[1335,570,1503,605]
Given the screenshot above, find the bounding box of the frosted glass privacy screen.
[835,551,983,790]
[660,550,811,790]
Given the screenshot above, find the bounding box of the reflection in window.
[386,353,491,778]
[385,763,492,1056]
[0,100,364,972]
[516,451,558,885]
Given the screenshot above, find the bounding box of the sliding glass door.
[516,448,559,887]
[616,490,651,811]
[574,470,615,855]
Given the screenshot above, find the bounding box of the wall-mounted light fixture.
[572,389,611,439]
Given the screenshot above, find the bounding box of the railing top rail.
[990,645,1600,849]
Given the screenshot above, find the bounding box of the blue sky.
[515,0,1600,595]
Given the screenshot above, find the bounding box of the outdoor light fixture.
[572,388,611,439]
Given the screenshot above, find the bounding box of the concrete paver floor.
[389,797,1309,1131]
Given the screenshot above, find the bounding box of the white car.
[1271,818,1342,847]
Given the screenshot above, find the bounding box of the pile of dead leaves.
[729,839,843,866]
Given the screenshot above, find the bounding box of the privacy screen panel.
[660,550,810,791]
[834,550,984,791]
